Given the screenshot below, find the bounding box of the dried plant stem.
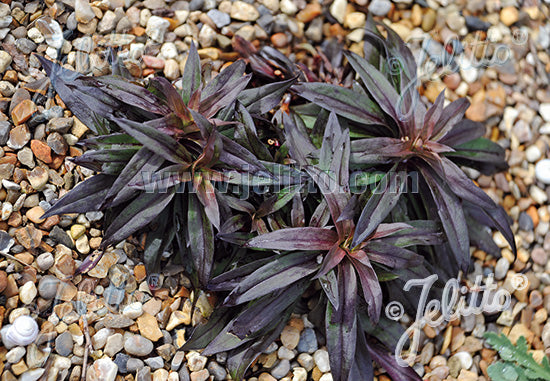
[81,316,92,381]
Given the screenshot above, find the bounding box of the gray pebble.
[38,275,60,299]
[494,257,510,280]
[368,0,391,16]
[144,356,165,370]
[207,361,227,380]
[136,366,152,381]
[127,358,145,372]
[49,225,75,248]
[55,331,73,357]
[270,359,290,379]
[0,121,10,145]
[36,252,54,271]
[207,9,231,28]
[296,328,318,354]
[518,212,534,231]
[124,335,154,357]
[114,353,129,374]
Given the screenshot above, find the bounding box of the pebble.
[124,335,154,356]
[19,281,37,305]
[145,356,165,370]
[330,0,350,24]
[104,314,134,329]
[104,333,124,357]
[526,146,542,164]
[292,367,307,381]
[187,352,208,372]
[7,124,31,150]
[531,247,548,266]
[19,369,44,381]
[494,257,510,280]
[127,358,145,373]
[536,159,550,184]
[113,353,129,374]
[313,350,330,373]
[368,0,391,17]
[123,302,144,319]
[530,185,548,204]
[137,313,164,342]
[146,16,170,43]
[207,9,231,28]
[190,369,210,381]
[281,326,300,349]
[171,351,185,371]
[38,275,60,299]
[280,0,298,15]
[0,50,11,73]
[55,331,73,356]
[88,358,118,381]
[27,167,49,190]
[518,212,534,231]
[18,147,35,168]
[231,1,260,21]
[296,328,318,353]
[278,346,295,360]
[271,359,290,378]
[500,6,519,26]
[448,352,473,377]
[540,103,550,122]
[344,12,366,30]
[207,361,227,380]
[296,3,322,23]
[271,33,289,48]
[75,0,95,24]
[136,366,152,381]
[199,24,217,48]
[6,346,26,363]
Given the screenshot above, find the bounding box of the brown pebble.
[526,206,539,228]
[11,99,37,126]
[134,264,147,282]
[296,2,322,23]
[0,270,7,293]
[532,247,548,266]
[15,225,43,249]
[270,32,289,48]
[443,73,461,91]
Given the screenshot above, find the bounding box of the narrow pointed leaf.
[42,174,115,218]
[102,190,175,248]
[431,98,470,141]
[113,117,189,164]
[188,194,215,285]
[352,168,405,247]
[181,42,201,104]
[238,77,296,114]
[245,227,338,251]
[350,253,382,322]
[367,340,422,381]
[326,261,357,381]
[223,251,319,306]
[419,165,470,271]
[292,82,386,126]
[345,51,402,125]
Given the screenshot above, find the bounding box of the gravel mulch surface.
[0,0,549,380]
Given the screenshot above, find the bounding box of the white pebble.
[530,185,548,204]
[451,351,473,370]
[526,146,542,162]
[540,103,550,122]
[535,159,550,184]
[313,349,330,373]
